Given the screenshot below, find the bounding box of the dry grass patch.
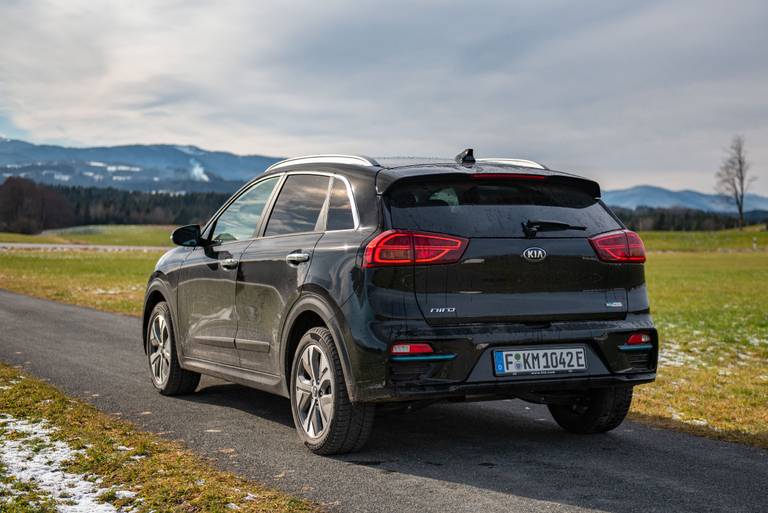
[0,363,318,513]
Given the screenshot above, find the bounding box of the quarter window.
[265,174,330,236]
[212,177,279,242]
[326,178,355,231]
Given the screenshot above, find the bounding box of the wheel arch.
[142,274,174,354]
[279,291,357,401]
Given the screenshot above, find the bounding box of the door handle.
[286,252,310,264]
[221,257,239,270]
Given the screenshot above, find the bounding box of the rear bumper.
[338,299,658,403]
[360,371,656,403]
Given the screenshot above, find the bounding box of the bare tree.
[716,135,756,229]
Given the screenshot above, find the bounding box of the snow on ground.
[0,414,129,512]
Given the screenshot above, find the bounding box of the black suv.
[142,150,658,455]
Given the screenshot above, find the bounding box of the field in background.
[0,227,766,448]
[0,224,766,251]
[641,226,768,252]
[0,250,158,315]
[0,225,174,247]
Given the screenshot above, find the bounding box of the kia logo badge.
[522,247,547,263]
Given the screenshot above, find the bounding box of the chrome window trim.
[476,158,547,170]
[266,155,379,172]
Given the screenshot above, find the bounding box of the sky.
[1,0,767,194]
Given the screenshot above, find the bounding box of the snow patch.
[175,145,204,156]
[0,414,131,512]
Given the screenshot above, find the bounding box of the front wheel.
[548,386,633,434]
[289,327,374,455]
[146,302,200,396]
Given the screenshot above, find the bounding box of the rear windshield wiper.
[522,219,586,238]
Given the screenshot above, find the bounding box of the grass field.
[640,226,768,252]
[0,229,766,448]
[0,225,174,247]
[0,364,316,513]
[1,223,765,251]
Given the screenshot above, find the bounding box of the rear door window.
[326,178,355,231]
[387,179,620,238]
[265,174,330,236]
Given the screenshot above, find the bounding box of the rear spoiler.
[376,168,601,198]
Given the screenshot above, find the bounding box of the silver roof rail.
[266,154,380,171]
[476,158,547,170]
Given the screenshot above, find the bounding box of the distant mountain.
[0,138,281,193]
[603,185,768,213]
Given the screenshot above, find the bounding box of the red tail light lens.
[589,230,646,263]
[627,333,652,345]
[390,343,434,355]
[363,230,468,267]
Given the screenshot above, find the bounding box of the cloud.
[0,0,766,193]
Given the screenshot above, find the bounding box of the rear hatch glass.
[386,177,631,325]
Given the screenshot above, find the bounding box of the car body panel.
[143,158,658,405]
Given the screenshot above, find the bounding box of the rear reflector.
[470,173,546,181]
[627,333,652,345]
[390,343,434,355]
[589,230,646,263]
[363,230,468,267]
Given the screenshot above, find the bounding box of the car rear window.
[386,179,620,238]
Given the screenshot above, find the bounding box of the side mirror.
[171,224,202,247]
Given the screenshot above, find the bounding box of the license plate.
[493,347,587,376]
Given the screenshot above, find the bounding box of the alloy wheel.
[294,344,334,439]
[148,313,171,386]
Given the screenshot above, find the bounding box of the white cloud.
[0,0,766,193]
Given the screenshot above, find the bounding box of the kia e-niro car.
[142,149,658,455]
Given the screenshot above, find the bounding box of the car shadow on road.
[175,382,765,513]
[179,381,295,429]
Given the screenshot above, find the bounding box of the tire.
[548,386,633,434]
[289,327,375,455]
[146,301,200,396]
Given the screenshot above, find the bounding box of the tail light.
[363,230,468,267]
[627,333,652,345]
[390,343,434,355]
[589,230,646,263]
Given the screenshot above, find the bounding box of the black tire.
[548,386,633,434]
[146,302,200,396]
[289,327,375,455]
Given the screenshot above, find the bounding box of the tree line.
[0,176,765,235]
[0,177,229,234]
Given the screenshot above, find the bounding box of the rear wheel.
[289,327,375,455]
[548,386,633,434]
[146,302,200,396]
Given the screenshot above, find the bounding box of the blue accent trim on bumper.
[390,354,457,362]
[618,343,653,352]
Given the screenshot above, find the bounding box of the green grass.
[639,226,768,252]
[0,365,318,513]
[0,250,159,315]
[630,251,768,447]
[0,225,174,247]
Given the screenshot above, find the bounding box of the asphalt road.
[0,289,766,513]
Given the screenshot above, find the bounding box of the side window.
[326,178,356,230]
[265,174,330,236]
[212,177,279,242]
